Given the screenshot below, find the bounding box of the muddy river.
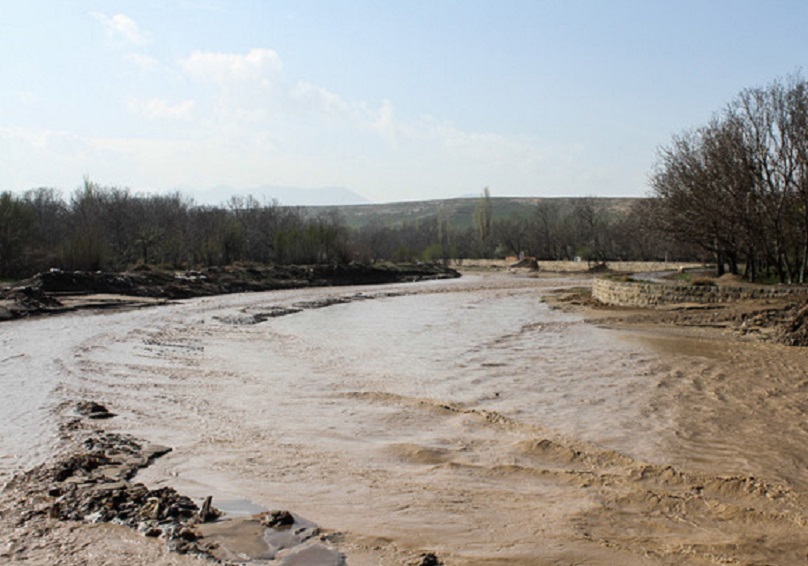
[3,273,808,565]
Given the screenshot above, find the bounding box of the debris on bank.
[1,401,346,564]
[0,262,460,321]
[3,404,217,557]
[777,299,808,346]
[0,285,65,320]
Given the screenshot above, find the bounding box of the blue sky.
[1,1,806,203]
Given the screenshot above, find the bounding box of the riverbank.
[546,277,808,346]
[0,262,459,321]
[0,402,350,565]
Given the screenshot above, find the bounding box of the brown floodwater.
[4,272,808,564]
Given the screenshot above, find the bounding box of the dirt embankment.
[547,283,808,347]
[0,263,459,321]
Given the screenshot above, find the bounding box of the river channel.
[4,272,808,565]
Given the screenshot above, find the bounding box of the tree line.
[6,77,806,282]
[350,195,695,265]
[649,75,808,283]
[1,178,700,280]
[0,179,350,278]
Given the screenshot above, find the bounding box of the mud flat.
[4,272,808,564]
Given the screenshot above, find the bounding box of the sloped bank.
[587,275,808,347]
[0,262,459,320]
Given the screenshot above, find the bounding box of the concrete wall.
[592,277,808,308]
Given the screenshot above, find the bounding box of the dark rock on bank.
[3,404,221,559]
[417,552,444,565]
[260,509,296,528]
[75,401,116,420]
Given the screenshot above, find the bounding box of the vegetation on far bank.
[0,179,698,281]
[2,76,808,285]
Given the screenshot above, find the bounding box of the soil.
[0,402,349,565]
[0,264,460,565]
[6,271,808,565]
[546,284,808,347]
[0,263,459,321]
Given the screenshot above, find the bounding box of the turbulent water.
[4,273,808,565]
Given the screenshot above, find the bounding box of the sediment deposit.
[4,273,808,564]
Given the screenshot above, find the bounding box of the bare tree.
[651,74,808,281]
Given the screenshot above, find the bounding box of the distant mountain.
[194,185,371,206]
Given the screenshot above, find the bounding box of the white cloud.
[364,99,409,147]
[2,39,597,200]
[127,98,196,120]
[177,49,400,140]
[181,48,283,84]
[93,12,149,45]
[176,48,290,130]
[0,127,112,190]
[126,52,162,72]
[292,81,350,116]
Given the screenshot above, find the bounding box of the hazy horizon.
[3,1,806,204]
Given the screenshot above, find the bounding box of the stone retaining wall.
[452,259,704,273]
[592,277,808,308]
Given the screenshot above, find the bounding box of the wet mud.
[0,263,459,320]
[0,403,347,565]
[4,273,808,564]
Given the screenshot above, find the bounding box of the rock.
[780,300,808,346]
[90,480,128,492]
[139,497,162,521]
[198,495,221,523]
[178,527,199,541]
[261,509,295,528]
[7,428,220,560]
[418,552,443,566]
[75,401,115,419]
[510,257,539,271]
[141,444,172,460]
[99,465,130,480]
[5,417,344,564]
